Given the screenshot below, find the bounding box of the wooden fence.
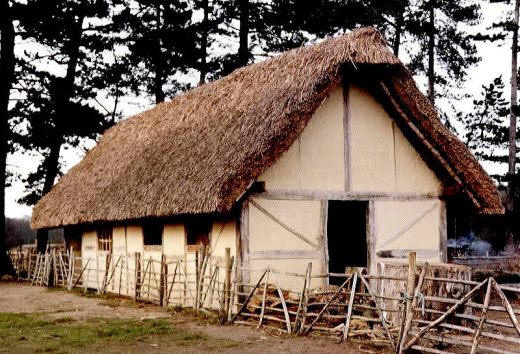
[8,249,520,353]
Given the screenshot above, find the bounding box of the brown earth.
[0,282,391,353]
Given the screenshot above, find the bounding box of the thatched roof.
[31,27,503,229]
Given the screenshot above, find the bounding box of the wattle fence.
[8,248,520,353]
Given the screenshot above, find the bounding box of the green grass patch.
[0,313,237,353]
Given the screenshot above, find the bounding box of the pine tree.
[405,0,481,106]
[0,0,16,274]
[459,76,513,179]
[12,0,116,252]
[112,0,198,103]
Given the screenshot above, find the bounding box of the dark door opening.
[327,201,368,284]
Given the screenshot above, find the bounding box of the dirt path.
[0,282,390,353]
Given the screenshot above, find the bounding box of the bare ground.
[0,282,390,353]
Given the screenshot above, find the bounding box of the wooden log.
[258,267,270,328]
[403,278,488,351]
[409,330,517,354]
[470,278,492,354]
[343,271,358,341]
[417,307,516,329]
[412,318,520,345]
[398,261,428,353]
[410,345,453,354]
[274,279,291,333]
[230,268,269,323]
[303,273,354,335]
[492,278,520,337]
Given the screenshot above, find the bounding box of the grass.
[0,313,238,353]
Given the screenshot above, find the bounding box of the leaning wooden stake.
[292,263,310,332]
[358,272,396,348]
[403,278,489,351]
[275,279,291,333]
[398,262,429,353]
[258,267,270,328]
[166,261,179,305]
[303,273,354,335]
[299,262,312,334]
[492,278,520,337]
[230,268,269,323]
[470,278,493,354]
[343,271,359,341]
[72,258,91,288]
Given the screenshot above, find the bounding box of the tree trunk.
[154,1,165,103]
[199,0,209,85]
[36,16,84,253]
[237,0,250,68]
[427,4,435,104]
[506,0,520,246]
[0,0,15,274]
[393,10,404,56]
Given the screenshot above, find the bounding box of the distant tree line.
[1,0,519,273]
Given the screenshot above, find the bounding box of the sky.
[4,2,514,220]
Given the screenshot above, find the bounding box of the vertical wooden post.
[398,251,416,352]
[159,254,166,306]
[223,247,232,321]
[67,247,73,290]
[470,278,492,354]
[134,252,141,300]
[299,262,312,334]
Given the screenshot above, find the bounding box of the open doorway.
[327,201,368,284]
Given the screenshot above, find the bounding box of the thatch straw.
[31,27,502,229]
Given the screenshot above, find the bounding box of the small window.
[97,228,112,252]
[143,223,163,246]
[186,220,211,249]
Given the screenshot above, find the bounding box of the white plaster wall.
[248,198,323,289]
[126,225,143,254]
[211,219,237,261]
[258,87,345,191]
[349,85,441,195]
[163,224,185,256]
[374,199,442,261]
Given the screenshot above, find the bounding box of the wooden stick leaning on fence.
[343,271,358,341]
[470,278,492,354]
[298,263,312,334]
[292,264,308,332]
[166,261,179,305]
[230,268,269,323]
[274,279,291,333]
[258,267,270,328]
[303,273,354,335]
[72,258,91,288]
[492,278,520,337]
[102,256,122,294]
[398,262,428,353]
[357,272,396,348]
[403,277,489,351]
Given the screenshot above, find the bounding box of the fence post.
[134,252,141,300]
[397,251,416,352]
[223,248,232,322]
[159,254,166,306]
